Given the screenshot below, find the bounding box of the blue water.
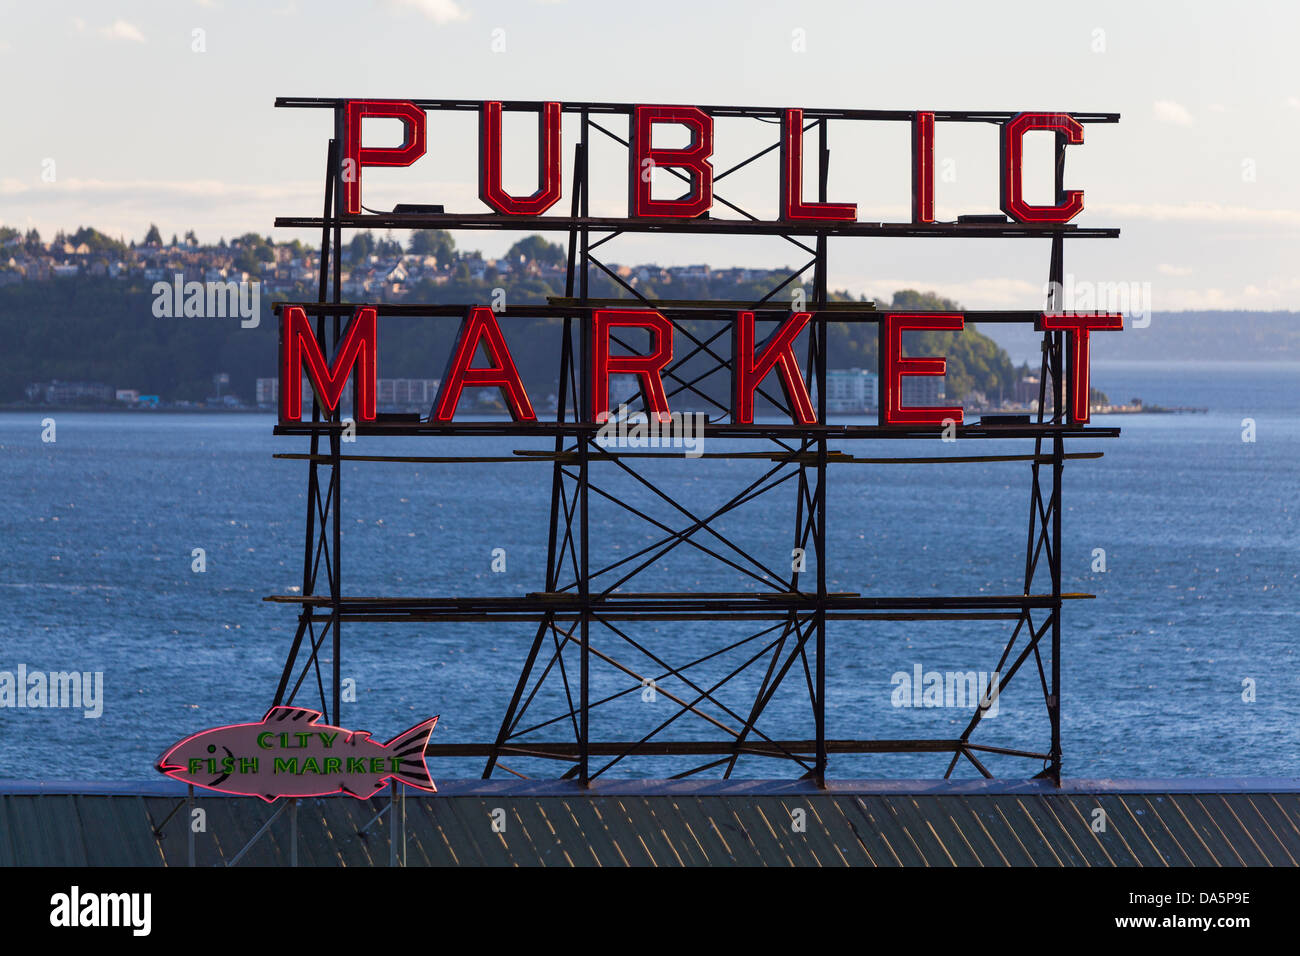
[1,360,1296,782]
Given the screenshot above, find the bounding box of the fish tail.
[383,716,439,792]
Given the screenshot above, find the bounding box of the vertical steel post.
[1047,130,1068,783]
[332,133,344,724]
[389,785,399,866]
[330,111,344,726]
[813,119,830,785]
[274,138,338,709]
[578,110,591,786]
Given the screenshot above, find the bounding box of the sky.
[1,0,1297,315]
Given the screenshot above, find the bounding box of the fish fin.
[259,793,280,804]
[262,705,321,724]
[382,716,439,793]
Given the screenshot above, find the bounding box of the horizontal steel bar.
[264,592,1089,612]
[549,298,882,311]
[273,421,1120,439]
[421,738,1053,758]
[274,213,1119,238]
[274,96,1119,125]
[295,612,1027,623]
[270,302,1070,323]
[276,452,1107,468]
[274,453,564,464]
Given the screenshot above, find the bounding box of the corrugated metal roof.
[3,780,1299,866]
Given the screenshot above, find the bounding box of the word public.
[341,100,1093,225]
[280,306,1122,427]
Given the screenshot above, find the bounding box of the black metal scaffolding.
[267,99,1119,785]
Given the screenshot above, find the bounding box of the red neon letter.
[1037,312,1123,424]
[590,309,673,422]
[780,108,856,222]
[732,311,816,425]
[280,305,377,422]
[1000,112,1085,224]
[628,106,713,218]
[479,101,563,216]
[342,100,427,216]
[879,313,965,427]
[912,111,935,223]
[432,307,536,422]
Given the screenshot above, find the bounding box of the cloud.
[1152,277,1300,311]
[1287,96,1300,110]
[101,20,147,43]
[0,177,317,202]
[844,276,1043,309]
[1089,201,1300,226]
[1157,264,1193,277]
[0,175,481,246]
[384,0,469,23]
[0,178,323,246]
[1152,100,1194,126]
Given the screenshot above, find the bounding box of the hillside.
[981,310,1300,366]
[1095,311,1300,362]
[0,229,1019,407]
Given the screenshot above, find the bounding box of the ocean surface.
[1,360,1296,782]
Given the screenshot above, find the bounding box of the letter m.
[101,893,130,926]
[279,305,377,422]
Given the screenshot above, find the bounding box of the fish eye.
[207,745,216,753]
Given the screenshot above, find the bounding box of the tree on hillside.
[408,229,454,261]
[505,235,564,267]
[144,224,162,246]
[881,289,1018,402]
[70,227,128,258]
[890,288,963,312]
[375,231,403,258]
[226,233,274,274]
[348,231,376,263]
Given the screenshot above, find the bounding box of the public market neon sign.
[280,98,1123,428]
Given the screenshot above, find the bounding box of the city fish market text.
[156,706,439,802]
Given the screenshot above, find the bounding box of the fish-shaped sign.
[156,706,438,802]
